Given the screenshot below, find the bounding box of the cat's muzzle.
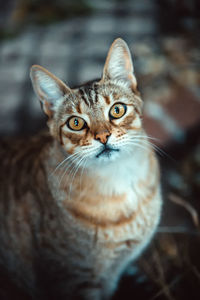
[96,145,119,158]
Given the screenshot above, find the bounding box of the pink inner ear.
[127,73,137,91]
[43,99,53,118]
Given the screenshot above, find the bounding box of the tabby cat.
[0,38,162,300]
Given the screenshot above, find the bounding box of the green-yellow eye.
[67,116,86,131]
[109,103,127,119]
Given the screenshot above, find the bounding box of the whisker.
[126,141,151,153]
[129,136,160,153]
[131,137,172,159]
[131,138,164,156]
[50,149,83,177]
[57,147,99,189]
[134,134,161,142]
[66,148,100,198]
[58,154,82,187]
[78,148,98,188]
[68,155,87,201]
[79,156,88,190]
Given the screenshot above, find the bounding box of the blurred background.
[0,0,200,299]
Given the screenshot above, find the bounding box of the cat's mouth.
[96,145,119,158]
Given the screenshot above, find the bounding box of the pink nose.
[95,131,110,144]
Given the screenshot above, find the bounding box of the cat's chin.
[96,146,119,159]
[95,149,120,163]
[86,147,124,168]
[86,144,134,167]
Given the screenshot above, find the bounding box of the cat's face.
[30,38,143,166]
[53,82,142,165]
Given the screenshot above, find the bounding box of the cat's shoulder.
[0,130,52,149]
[0,130,53,168]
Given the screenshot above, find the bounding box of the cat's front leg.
[75,286,102,300]
[69,276,113,300]
[100,271,123,300]
[74,275,118,300]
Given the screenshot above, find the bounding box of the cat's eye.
[109,103,127,119]
[67,116,86,131]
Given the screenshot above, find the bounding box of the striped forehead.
[78,85,98,107]
[77,85,115,109]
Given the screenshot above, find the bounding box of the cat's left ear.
[101,38,137,91]
[30,65,71,118]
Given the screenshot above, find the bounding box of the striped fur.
[0,39,162,300]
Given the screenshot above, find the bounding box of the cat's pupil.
[115,106,120,114]
[74,119,79,126]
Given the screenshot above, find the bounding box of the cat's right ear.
[30,65,71,118]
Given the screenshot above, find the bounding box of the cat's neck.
[46,137,151,198]
[44,137,155,231]
[89,144,150,196]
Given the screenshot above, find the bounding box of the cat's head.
[30,38,143,166]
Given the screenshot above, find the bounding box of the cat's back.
[0,131,54,240]
[0,132,54,232]
[0,132,53,293]
[0,130,54,225]
[0,131,52,183]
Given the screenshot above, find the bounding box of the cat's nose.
[95,130,111,144]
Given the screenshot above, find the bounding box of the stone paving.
[0,0,199,149]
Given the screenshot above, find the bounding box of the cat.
[0,38,162,300]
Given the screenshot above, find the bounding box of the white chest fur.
[88,148,161,245]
